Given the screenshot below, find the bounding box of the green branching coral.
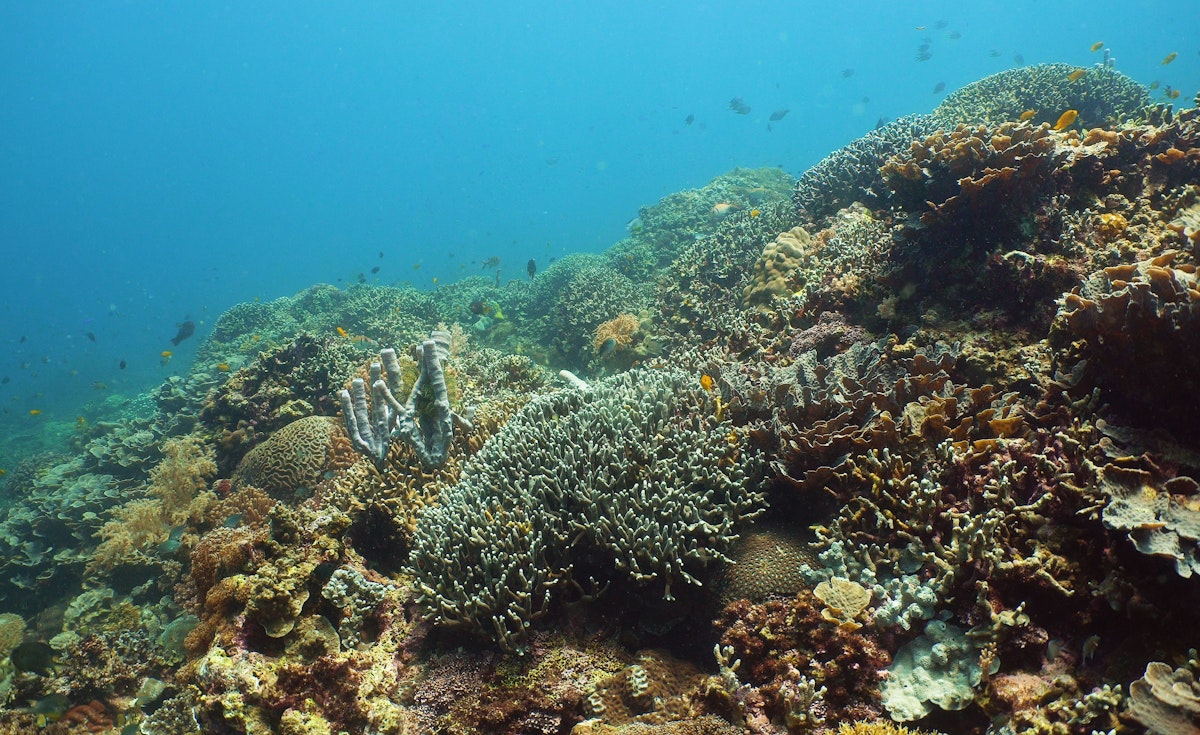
[408,368,765,653]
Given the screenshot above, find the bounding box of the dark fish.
[728,97,751,115]
[947,31,961,39]
[1,376,8,384]
[875,116,889,129]
[19,335,27,343]
[597,337,617,359]
[916,49,933,61]
[370,266,380,274]
[527,258,537,279]
[85,331,96,342]
[119,359,127,370]
[1014,53,1025,65]
[11,640,56,675]
[357,272,366,283]
[378,251,384,258]
[841,68,855,78]
[989,49,1002,58]
[933,81,946,93]
[768,109,790,122]
[481,256,500,269]
[170,320,196,346]
[684,113,694,126]
[935,19,948,29]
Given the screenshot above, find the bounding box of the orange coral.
[593,313,642,353]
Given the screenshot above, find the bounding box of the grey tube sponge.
[337,330,469,470]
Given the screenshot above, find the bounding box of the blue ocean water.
[0,1,1196,460]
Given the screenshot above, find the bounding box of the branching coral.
[409,367,765,653]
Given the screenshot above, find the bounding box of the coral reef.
[232,415,354,498]
[410,367,765,652]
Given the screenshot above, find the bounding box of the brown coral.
[233,415,349,498]
[594,312,643,353]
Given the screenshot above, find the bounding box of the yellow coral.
[814,576,872,630]
[743,226,814,306]
[594,313,642,353]
[1096,211,1128,239]
[836,722,943,735]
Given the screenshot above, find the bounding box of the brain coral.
[232,416,352,498]
[742,226,814,307]
[931,63,1149,130]
[409,368,765,653]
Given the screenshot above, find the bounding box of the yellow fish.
[336,326,349,338]
[160,350,173,358]
[432,277,439,285]
[700,374,715,391]
[749,209,761,217]
[1162,52,1177,65]
[1019,109,1037,121]
[216,363,230,372]
[29,409,42,416]
[1089,41,1104,52]
[1067,69,1087,82]
[0,469,6,477]
[1053,109,1079,130]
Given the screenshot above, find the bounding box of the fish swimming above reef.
[1053,109,1079,130]
[684,113,694,126]
[481,256,500,270]
[769,109,789,122]
[527,258,537,279]
[170,320,195,346]
[728,97,751,115]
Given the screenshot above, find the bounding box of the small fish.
[336,327,349,338]
[31,693,70,724]
[684,113,694,126]
[432,277,438,285]
[699,374,715,391]
[119,359,127,370]
[1090,41,1104,52]
[934,19,947,29]
[874,116,889,129]
[378,251,384,258]
[1149,80,1161,90]
[841,68,855,78]
[1052,109,1079,130]
[19,335,26,343]
[989,49,1001,58]
[481,256,500,269]
[412,263,421,270]
[711,202,741,218]
[596,337,617,358]
[947,31,961,39]
[170,320,196,346]
[91,381,107,390]
[1,376,8,384]
[1168,88,1181,99]
[1081,634,1101,665]
[161,350,173,358]
[915,49,932,62]
[1067,69,1087,82]
[1162,52,1177,65]
[216,363,230,372]
[85,331,96,342]
[1019,109,1037,121]
[370,266,380,274]
[1013,53,1025,65]
[527,258,537,279]
[932,81,946,94]
[0,469,5,477]
[728,97,751,115]
[28,409,41,416]
[750,209,761,217]
[768,108,789,122]
[915,26,926,31]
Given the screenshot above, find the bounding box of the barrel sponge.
[408,367,766,652]
[233,416,351,497]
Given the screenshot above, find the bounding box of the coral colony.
[2,64,1200,735]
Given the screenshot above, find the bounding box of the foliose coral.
[409,367,765,652]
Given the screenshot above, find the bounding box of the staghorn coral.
[931,63,1149,130]
[409,367,766,653]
